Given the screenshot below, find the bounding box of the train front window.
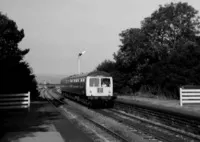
[90,78,99,87]
[101,78,110,87]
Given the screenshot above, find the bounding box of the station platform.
[0,102,93,142]
[1,124,64,142]
[116,95,200,118]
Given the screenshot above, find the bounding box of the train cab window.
[101,78,110,87]
[90,78,99,87]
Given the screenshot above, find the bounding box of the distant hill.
[36,74,67,84]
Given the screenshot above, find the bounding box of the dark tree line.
[96,2,200,99]
[0,12,39,100]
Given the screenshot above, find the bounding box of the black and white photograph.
[0,0,200,142]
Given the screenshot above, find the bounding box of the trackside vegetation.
[96,2,200,99]
[0,12,39,100]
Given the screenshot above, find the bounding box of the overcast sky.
[1,0,200,75]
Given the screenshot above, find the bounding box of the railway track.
[47,89,200,141]
[114,101,200,136]
[43,90,64,107]
[43,89,130,142]
[97,109,200,142]
[81,115,129,142]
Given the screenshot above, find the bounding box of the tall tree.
[141,2,200,52]
[0,12,38,100]
[113,2,200,98]
[96,59,116,73]
[113,28,156,90]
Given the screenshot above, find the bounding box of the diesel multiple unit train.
[60,71,116,107]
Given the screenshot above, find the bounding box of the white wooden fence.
[0,92,30,110]
[180,87,200,106]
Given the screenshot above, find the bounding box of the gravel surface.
[59,98,150,142]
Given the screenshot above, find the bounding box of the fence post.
[28,92,30,112]
[180,88,183,107]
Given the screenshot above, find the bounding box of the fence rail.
[180,88,200,106]
[0,92,30,110]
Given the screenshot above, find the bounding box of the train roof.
[61,71,111,81]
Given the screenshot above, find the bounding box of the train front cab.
[86,76,113,101]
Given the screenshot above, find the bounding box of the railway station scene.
[1,0,200,142]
